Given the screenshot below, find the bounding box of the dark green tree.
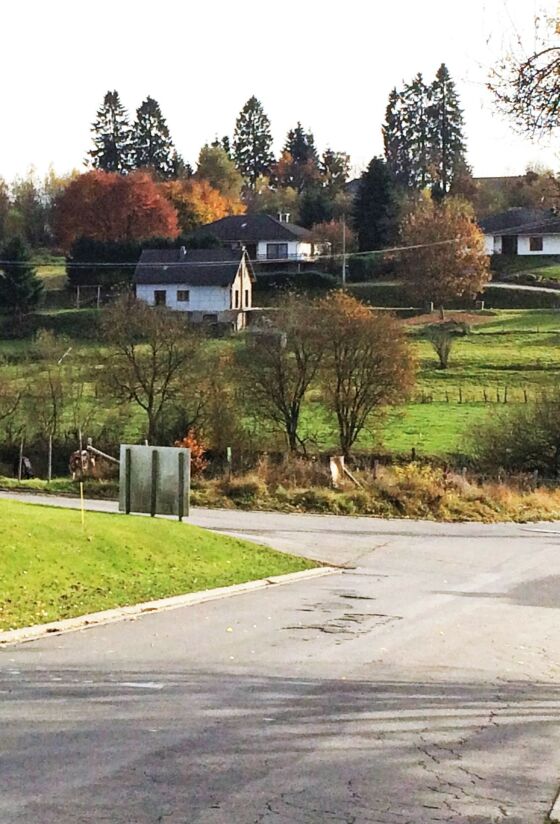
[299,187,333,228]
[0,237,43,317]
[383,87,413,188]
[88,90,132,174]
[284,122,318,166]
[213,135,232,157]
[233,96,274,188]
[320,149,351,193]
[403,73,430,190]
[352,157,399,252]
[428,64,468,197]
[131,96,176,178]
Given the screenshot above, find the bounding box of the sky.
[1,0,558,182]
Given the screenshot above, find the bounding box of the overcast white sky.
[1,0,558,181]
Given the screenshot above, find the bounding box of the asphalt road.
[2,493,560,822]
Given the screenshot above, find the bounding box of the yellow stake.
[80,481,85,529]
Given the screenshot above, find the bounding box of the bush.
[254,270,337,295]
[467,394,560,476]
[347,253,396,282]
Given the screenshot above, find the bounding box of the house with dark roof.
[134,247,255,330]
[198,213,326,263]
[480,207,560,256]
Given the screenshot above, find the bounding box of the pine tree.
[403,74,431,190]
[233,96,274,189]
[428,64,467,197]
[284,123,318,166]
[132,96,176,178]
[352,157,399,252]
[278,123,320,192]
[383,88,413,188]
[0,237,43,317]
[88,91,132,174]
[320,150,351,193]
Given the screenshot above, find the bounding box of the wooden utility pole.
[342,217,347,287]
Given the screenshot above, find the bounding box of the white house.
[134,247,255,330]
[198,213,328,263]
[480,207,560,256]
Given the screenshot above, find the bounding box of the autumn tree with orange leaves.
[54,170,179,249]
[161,178,244,235]
[399,196,490,315]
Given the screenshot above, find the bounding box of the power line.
[0,237,464,268]
[0,214,557,268]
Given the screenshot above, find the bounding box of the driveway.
[2,493,560,822]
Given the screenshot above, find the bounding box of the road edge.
[0,566,338,648]
[549,788,560,823]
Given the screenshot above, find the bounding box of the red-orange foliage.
[54,170,179,249]
[174,429,209,475]
[161,178,245,234]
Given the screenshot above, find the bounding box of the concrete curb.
[0,566,338,648]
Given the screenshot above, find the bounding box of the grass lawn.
[0,499,315,631]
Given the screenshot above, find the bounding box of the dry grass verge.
[192,460,560,523]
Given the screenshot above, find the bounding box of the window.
[267,243,289,260]
[154,290,167,306]
[529,236,543,252]
[234,290,240,309]
[177,289,190,302]
[244,289,250,308]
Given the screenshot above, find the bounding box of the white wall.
[136,283,230,312]
[230,260,253,309]
[256,240,315,261]
[484,234,501,255]
[484,233,560,255]
[518,234,560,254]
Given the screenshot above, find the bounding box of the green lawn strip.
[0,499,316,631]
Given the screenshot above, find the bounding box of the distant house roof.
[480,207,560,236]
[199,214,313,243]
[134,247,253,287]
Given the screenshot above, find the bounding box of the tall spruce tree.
[353,157,399,252]
[88,90,132,174]
[428,64,467,197]
[284,123,318,166]
[383,88,413,188]
[132,96,176,178]
[0,237,43,317]
[278,123,320,192]
[233,96,274,188]
[403,73,430,190]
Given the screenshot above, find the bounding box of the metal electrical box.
[118,445,191,520]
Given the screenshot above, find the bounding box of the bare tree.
[100,296,201,444]
[235,295,324,452]
[489,14,560,135]
[316,291,415,458]
[27,331,74,480]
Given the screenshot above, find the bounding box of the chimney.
[277,212,291,223]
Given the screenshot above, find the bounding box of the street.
[2,496,560,822]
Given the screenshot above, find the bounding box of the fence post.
[150,449,159,517]
[124,448,132,514]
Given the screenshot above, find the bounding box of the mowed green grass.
[0,500,315,631]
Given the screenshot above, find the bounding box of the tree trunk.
[439,305,445,320]
[48,435,53,482]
